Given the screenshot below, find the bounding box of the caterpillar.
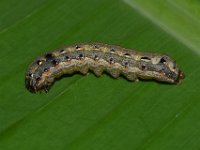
[25,43,185,93]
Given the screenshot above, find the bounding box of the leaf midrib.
[122,0,200,56]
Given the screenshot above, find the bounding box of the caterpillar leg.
[124,72,138,81]
[92,65,105,77]
[79,65,89,75]
[106,67,121,78]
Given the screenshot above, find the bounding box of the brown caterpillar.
[25,43,185,93]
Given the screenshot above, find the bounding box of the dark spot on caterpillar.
[140,56,151,61]
[94,55,99,60]
[29,73,33,77]
[37,60,43,65]
[52,59,59,65]
[160,57,166,64]
[141,64,146,70]
[110,48,115,52]
[109,57,114,64]
[45,53,53,59]
[124,53,131,56]
[44,68,48,72]
[124,61,129,67]
[78,54,84,59]
[36,77,41,81]
[65,55,70,61]
[75,45,81,49]
[94,45,98,49]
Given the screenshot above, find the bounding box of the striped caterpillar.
[25,43,184,93]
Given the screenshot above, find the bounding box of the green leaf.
[0,0,199,149]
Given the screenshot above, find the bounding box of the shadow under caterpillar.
[25,43,185,93]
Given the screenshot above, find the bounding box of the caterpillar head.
[138,54,184,84]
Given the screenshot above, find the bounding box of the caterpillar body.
[25,43,184,93]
